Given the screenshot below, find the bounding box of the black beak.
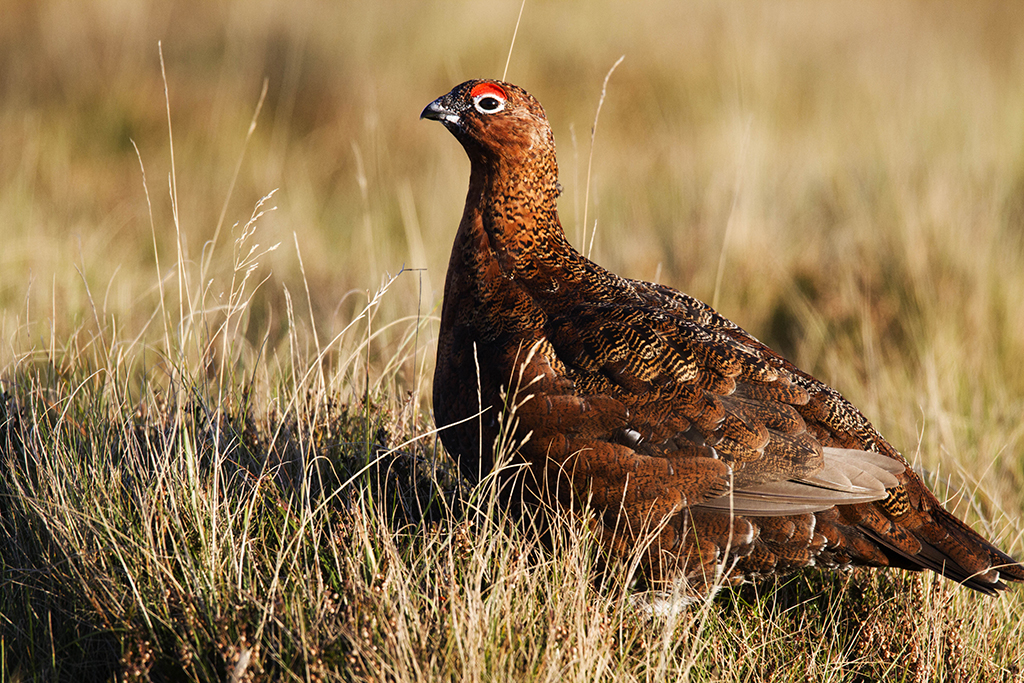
[420,97,460,125]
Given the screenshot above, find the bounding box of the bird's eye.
[473,94,505,114]
[478,97,500,111]
[470,83,508,115]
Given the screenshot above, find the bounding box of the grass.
[2,0,1024,680]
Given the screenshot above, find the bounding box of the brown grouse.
[422,79,1024,599]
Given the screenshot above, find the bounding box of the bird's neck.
[460,152,582,283]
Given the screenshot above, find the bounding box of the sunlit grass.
[2,0,1024,680]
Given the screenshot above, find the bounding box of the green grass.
[2,0,1024,680]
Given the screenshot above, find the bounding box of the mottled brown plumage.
[422,79,1024,598]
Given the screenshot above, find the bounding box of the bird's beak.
[420,97,460,125]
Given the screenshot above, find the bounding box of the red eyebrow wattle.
[470,82,507,100]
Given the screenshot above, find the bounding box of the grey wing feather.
[697,446,905,516]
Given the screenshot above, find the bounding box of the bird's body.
[422,79,1024,597]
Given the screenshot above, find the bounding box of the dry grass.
[2,0,1024,680]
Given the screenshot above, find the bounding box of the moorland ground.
[2,1,1023,680]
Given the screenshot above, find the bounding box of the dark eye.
[473,95,506,114]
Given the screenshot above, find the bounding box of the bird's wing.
[545,296,828,475]
[697,446,904,515]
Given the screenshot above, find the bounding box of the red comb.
[470,82,507,100]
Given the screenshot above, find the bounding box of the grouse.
[421,79,1024,600]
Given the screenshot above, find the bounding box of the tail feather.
[860,526,1003,595]
[858,502,1019,594]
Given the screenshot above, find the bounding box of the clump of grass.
[2,181,1022,679]
[0,162,458,679]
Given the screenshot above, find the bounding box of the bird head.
[421,80,555,165]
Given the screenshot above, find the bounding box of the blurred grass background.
[2,0,1024,678]
[3,0,1024,509]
